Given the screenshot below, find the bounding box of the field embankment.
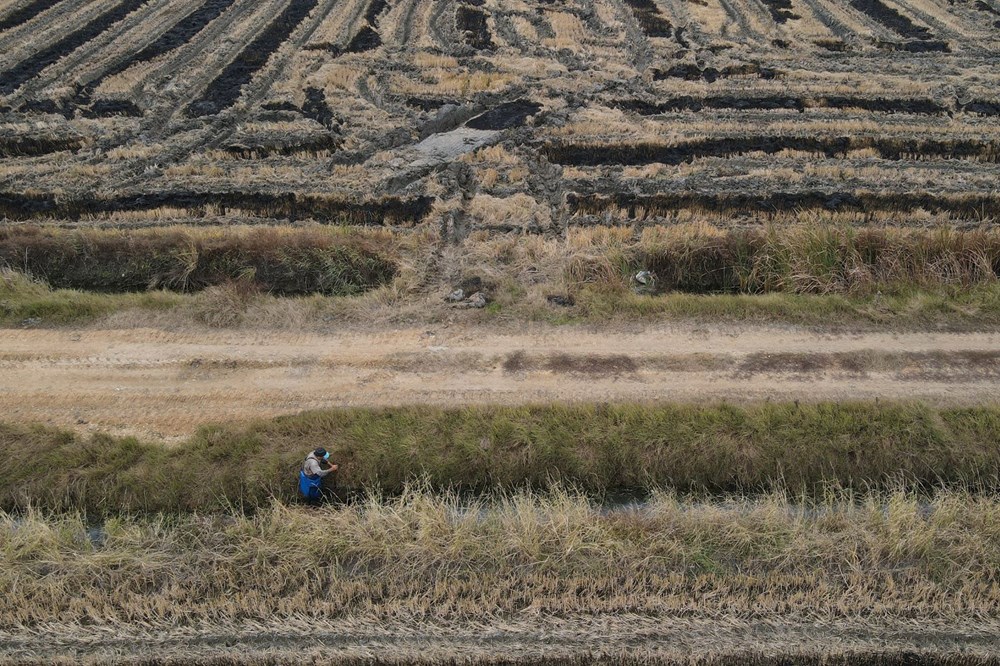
[6,224,1000,330]
[5,401,1000,512]
[2,490,999,663]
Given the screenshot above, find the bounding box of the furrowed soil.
[3,323,1000,441]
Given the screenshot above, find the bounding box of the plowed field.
[1,0,999,235]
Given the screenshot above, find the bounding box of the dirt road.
[2,324,1000,441]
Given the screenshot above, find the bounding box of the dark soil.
[456,5,493,50]
[545,353,638,375]
[566,191,1000,218]
[849,0,937,40]
[0,0,63,32]
[877,39,950,52]
[82,99,143,117]
[364,0,388,24]
[302,87,337,128]
[0,191,434,224]
[975,0,1000,15]
[503,351,638,375]
[543,136,1000,166]
[622,0,673,37]
[612,95,952,115]
[0,135,87,157]
[224,134,341,160]
[654,63,782,83]
[962,100,1000,116]
[675,26,691,48]
[345,25,381,53]
[406,97,461,111]
[759,0,800,24]
[19,98,73,118]
[186,0,319,116]
[466,100,541,130]
[737,350,1000,379]
[0,0,148,95]
[262,101,300,112]
[222,134,341,157]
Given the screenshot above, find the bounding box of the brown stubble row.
[1,489,999,654]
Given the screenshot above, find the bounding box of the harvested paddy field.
[3,490,1000,664]
[4,0,1000,661]
[1,0,999,232]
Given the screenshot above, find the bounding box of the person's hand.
[330,464,339,472]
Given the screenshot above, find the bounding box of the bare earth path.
[3,323,1000,440]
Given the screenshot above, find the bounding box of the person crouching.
[299,447,338,504]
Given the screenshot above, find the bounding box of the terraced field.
[0,0,998,234]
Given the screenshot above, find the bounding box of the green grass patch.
[0,270,184,325]
[556,283,1000,330]
[4,402,1000,513]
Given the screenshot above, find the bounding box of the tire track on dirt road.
[2,325,1000,441]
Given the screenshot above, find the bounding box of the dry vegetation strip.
[8,224,1000,330]
[4,402,1000,512]
[2,489,999,649]
[577,225,1000,295]
[5,223,1000,298]
[0,226,398,294]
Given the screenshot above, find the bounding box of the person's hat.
[314,447,328,460]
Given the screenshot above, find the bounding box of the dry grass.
[1,487,998,632]
[568,224,1000,295]
[0,225,398,295]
